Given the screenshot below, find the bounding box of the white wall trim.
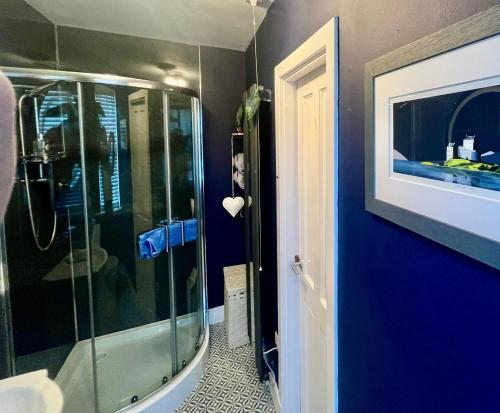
[208,305,224,325]
[274,17,339,413]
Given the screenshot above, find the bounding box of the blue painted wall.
[246,0,500,411]
[200,46,246,308]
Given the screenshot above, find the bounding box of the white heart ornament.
[222,197,244,217]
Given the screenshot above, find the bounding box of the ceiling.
[25,0,271,51]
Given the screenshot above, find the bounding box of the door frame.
[274,18,338,412]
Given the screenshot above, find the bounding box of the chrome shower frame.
[0,68,208,405]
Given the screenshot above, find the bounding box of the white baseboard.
[208,305,224,325]
[268,374,281,413]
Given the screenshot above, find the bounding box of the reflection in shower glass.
[77,84,173,412]
[1,74,205,413]
[95,85,121,213]
[168,93,203,370]
[5,80,91,380]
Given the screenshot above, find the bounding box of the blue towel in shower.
[137,227,167,260]
[168,221,183,247]
[167,219,198,247]
[183,218,198,243]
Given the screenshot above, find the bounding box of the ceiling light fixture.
[163,75,187,88]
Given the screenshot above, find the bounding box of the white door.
[295,65,329,413]
[275,18,337,413]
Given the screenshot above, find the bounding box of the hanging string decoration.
[222,132,245,217]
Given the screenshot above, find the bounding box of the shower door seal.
[77,81,100,413]
[191,96,208,346]
[0,222,15,378]
[163,91,179,376]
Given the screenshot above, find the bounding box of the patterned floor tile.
[175,323,275,413]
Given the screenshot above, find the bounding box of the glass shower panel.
[167,93,203,370]
[0,69,207,413]
[2,79,93,385]
[80,83,173,412]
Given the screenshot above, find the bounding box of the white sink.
[0,370,63,413]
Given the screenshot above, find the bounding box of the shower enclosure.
[0,68,207,412]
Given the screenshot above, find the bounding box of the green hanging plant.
[234,85,264,132]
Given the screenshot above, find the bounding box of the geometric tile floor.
[175,323,275,413]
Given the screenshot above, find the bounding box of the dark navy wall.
[246,0,500,412]
[200,46,246,308]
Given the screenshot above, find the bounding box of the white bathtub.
[56,315,208,413]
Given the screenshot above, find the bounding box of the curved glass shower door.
[0,69,206,413]
[167,93,204,371]
[78,83,172,412]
